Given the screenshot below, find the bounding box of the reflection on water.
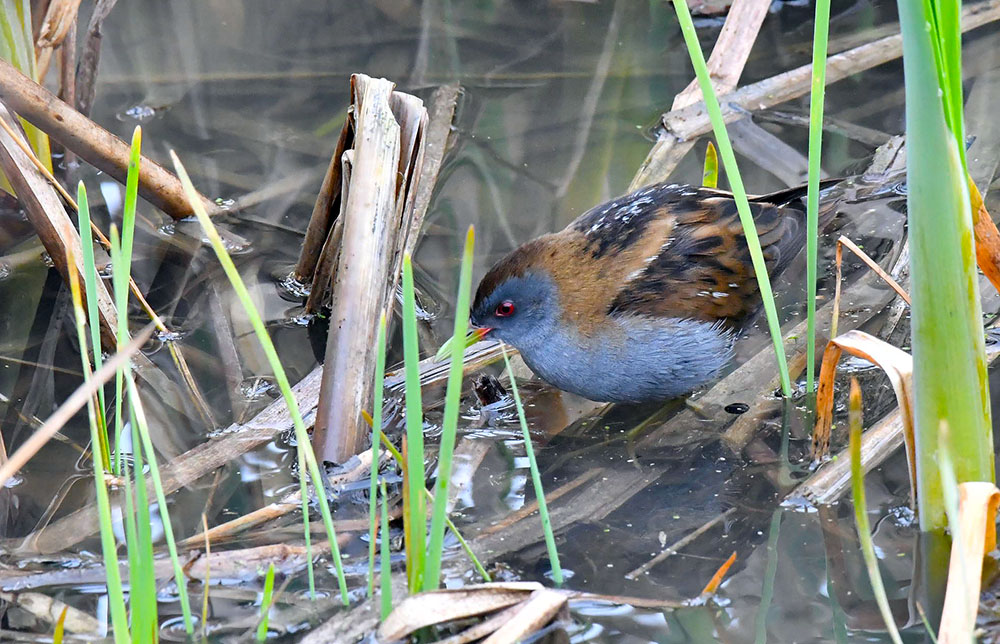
[1,0,999,640]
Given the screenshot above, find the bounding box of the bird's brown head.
[469,238,564,350]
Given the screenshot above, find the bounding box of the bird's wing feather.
[605,189,807,322]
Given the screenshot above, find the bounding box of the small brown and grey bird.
[468,181,836,403]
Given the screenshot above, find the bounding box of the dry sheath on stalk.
[309,74,429,463]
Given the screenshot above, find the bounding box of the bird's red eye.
[495,300,515,317]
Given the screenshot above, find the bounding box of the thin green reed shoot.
[171,151,350,605]
[671,0,791,397]
[899,0,993,530]
[368,314,387,597]
[297,446,315,598]
[702,141,718,189]
[805,0,831,393]
[501,345,562,585]
[369,422,490,583]
[111,224,158,638]
[425,226,475,591]
[66,250,129,643]
[401,255,426,592]
[849,379,902,644]
[126,372,194,633]
[113,127,142,474]
[379,480,393,620]
[75,183,110,469]
[257,563,276,642]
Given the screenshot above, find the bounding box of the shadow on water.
[1,0,999,640]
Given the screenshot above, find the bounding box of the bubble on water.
[155,327,185,343]
[543,568,574,582]
[158,222,176,236]
[118,104,158,122]
[40,252,54,268]
[0,261,11,281]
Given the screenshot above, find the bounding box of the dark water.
[1,0,999,641]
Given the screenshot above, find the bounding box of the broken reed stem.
[313,75,405,463]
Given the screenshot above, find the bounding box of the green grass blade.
[112,127,142,474]
[66,251,129,643]
[440,506,490,583]
[75,183,110,468]
[256,563,276,642]
[170,151,350,605]
[297,446,316,598]
[370,423,490,583]
[120,445,142,627]
[110,225,155,637]
[401,254,426,592]
[129,408,159,640]
[672,0,791,396]
[805,0,831,393]
[702,141,718,188]
[368,314,387,597]
[379,480,393,620]
[0,0,52,177]
[126,373,194,633]
[425,226,475,590]
[111,220,158,637]
[501,345,562,585]
[849,379,903,644]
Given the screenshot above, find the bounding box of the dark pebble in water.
[724,402,749,414]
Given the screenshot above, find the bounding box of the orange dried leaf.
[700,551,737,597]
[811,330,916,503]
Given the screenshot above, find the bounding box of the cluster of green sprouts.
[73,128,193,642]
[365,225,563,612]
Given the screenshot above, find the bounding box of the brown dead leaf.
[969,178,1000,294]
[377,583,543,641]
[482,589,568,644]
[811,330,915,504]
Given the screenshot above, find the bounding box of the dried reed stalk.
[0,56,216,218]
[311,74,420,463]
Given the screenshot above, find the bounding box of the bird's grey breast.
[515,314,733,403]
